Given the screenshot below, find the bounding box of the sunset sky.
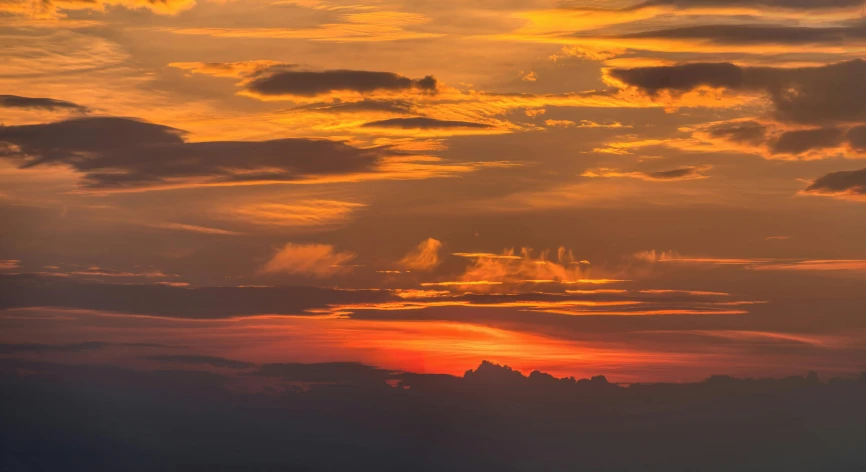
[2,0,866,382]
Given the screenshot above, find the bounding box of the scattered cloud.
[399,238,443,271]
[0,260,21,270]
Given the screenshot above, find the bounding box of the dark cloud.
[770,127,845,155]
[360,117,494,129]
[620,24,866,45]
[629,0,866,10]
[646,166,707,180]
[244,69,439,97]
[0,274,392,319]
[0,95,89,112]
[140,355,255,369]
[706,120,768,145]
[0,341,169,354]
[0,117,384,190]
[805,168,866,195]
[847,125,866,151]
[608,59,866,125]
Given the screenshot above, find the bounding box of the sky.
[2,0,866,383]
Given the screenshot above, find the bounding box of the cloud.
[633,250,771,265]
[769,127,846,155]
[291,99,417,115]
[399,238,443,271]
[0,273,392,318]
[1,0,196,19]
[634,250,866,272]
[0,260,21,270]
[544,119,627,129]
[260,243,357,278]
[360,117,493,129]
[606,60,866,126]
[659,119,862,159]
[629,0,866,9]
[617,24,866,47]
[225,200,366,229]
[169,61,294,78]
[69,267,174,278]
[433,247,601,292]
[163,10,442,42]
[0,341,170,354]
[143,221,244,236]
[0,117,385,191]
[803,168,866,198]
[748,260,866,271]
[242,69,439,100]
[581,166,710,181]
[0,95,88,112]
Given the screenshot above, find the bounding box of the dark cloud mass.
[0,117,384,190]
[620,24,866,45]
[706,120,768,145]
[805,167,866,195]
[0,95,89,112]
[0,274,392,318]
[609,59,866,125]
[360,117,494,129]
[245,69,439,97]
[770,127,845,155]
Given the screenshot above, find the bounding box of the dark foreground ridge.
[2,358,865,471]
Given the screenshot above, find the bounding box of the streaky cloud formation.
[399,238,443,271]
[360,117,494,129]
[260,243,357,278]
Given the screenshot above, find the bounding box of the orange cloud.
[260,243,356,278]
[0,260,21,270]
[581,166,711,181]
[399,238,443,271]
[224,200,366,229]
[2,0,196,19]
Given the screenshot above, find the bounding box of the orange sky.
[2,0,866,381]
